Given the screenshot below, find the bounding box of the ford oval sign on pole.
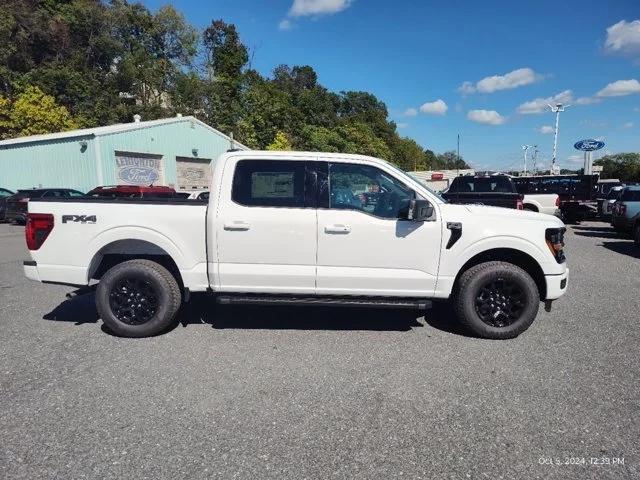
[574,139,605,175]
[574,139,605,151]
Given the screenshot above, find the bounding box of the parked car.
[595,179,623,216]
[86,185,176,198]
[5,188,84,224]
[601,185,625,220]
[611,186,640,241]
[441,175,523,209]
[0,188,15,222]
[23,150,568,340]
[175,189,209,200]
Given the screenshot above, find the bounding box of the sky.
[141,0,640,171]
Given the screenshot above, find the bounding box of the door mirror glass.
[406,199,433,221]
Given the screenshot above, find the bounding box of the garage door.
[176,157,212,190]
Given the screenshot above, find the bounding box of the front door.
[316,161,442,297]
[215,158,317,294]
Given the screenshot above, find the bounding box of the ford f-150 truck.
[23,151,569,339]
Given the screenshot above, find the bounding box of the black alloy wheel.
[474,278,527,328]
[108,276,159,325]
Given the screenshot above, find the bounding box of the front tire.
[453,261,540,339]
[96,259,182,337]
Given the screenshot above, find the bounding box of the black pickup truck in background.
[512,175,598,223]
[442,175,523,209]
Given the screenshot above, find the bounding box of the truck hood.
[440,203,565,228]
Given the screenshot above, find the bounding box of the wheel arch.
[452,248,546,300]
[88,238,184,288]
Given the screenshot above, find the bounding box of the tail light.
[555,196,560,207]
[26,213,54,250]
[546,228,566,263]
[18,198,29,203]
[516,196,524,210]
[618,203,627,216]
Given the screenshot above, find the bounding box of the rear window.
[622,189,640,201]
[450,176,515,193]
[0,189,13,198]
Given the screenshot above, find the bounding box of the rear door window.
[232,160,306,208]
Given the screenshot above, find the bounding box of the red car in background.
[86,185,176,198]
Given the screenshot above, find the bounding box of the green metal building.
[0,115,245,193]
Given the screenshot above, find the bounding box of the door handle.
[324,224,351,234]
[224,221,251,231]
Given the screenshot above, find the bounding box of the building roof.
[0,115,247,149]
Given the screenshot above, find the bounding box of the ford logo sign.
[119,166,160,184]
[574,139,605,151]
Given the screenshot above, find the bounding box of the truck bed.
[26,197,209,290]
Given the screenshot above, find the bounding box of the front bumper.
[545,267,569,300]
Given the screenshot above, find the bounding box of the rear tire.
[96,259,182,338]
[453,261,539,339]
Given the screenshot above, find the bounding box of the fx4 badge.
[62,215,97,224]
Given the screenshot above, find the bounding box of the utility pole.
[456,133,460,176]
[548,103,570,174]
[532,145,538,175]
[522,145,533,176]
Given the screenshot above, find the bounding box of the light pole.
[548,103,570,174]
[522,145,533,176]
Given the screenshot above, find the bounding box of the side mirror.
[407,199,433,221]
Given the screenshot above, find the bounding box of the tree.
[266,131,293,151]
[392,137,427,171]
[595,153,640,182]
[0,85,78,139]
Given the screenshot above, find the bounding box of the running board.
[216,294,432,310]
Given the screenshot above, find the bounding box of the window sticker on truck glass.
[251,172,294,198]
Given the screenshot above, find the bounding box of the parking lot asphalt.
[1,221,639,479]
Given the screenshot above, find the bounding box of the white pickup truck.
[522,193,560,217]
[24,151,569,339]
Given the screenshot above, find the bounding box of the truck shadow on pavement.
[43,292,470,336]
[599,241,640,259]
[571,225,627,239]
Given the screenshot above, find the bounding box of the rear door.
[315,160,442,297]
[214,158,318,294]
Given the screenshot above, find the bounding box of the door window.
[232,160,306,208]
[326,163,414,219]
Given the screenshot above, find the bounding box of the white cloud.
[397,122,409,129]
[280,0,353,30]
[458,68,542,95]
[467,109,506,125]
[278,19,292,30]
[516,89,573,114]
[537,125,554,134]
[596,79,640,97]
[419,99,448,115]
[575,96,601,105]
[403,107,417,117]
[605,20,640,58]
[457,81,476,96]
[289,0,353,17]
[567,154,583,164]
[622,121,634,129]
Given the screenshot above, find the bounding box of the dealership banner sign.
[115,153,163,185]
